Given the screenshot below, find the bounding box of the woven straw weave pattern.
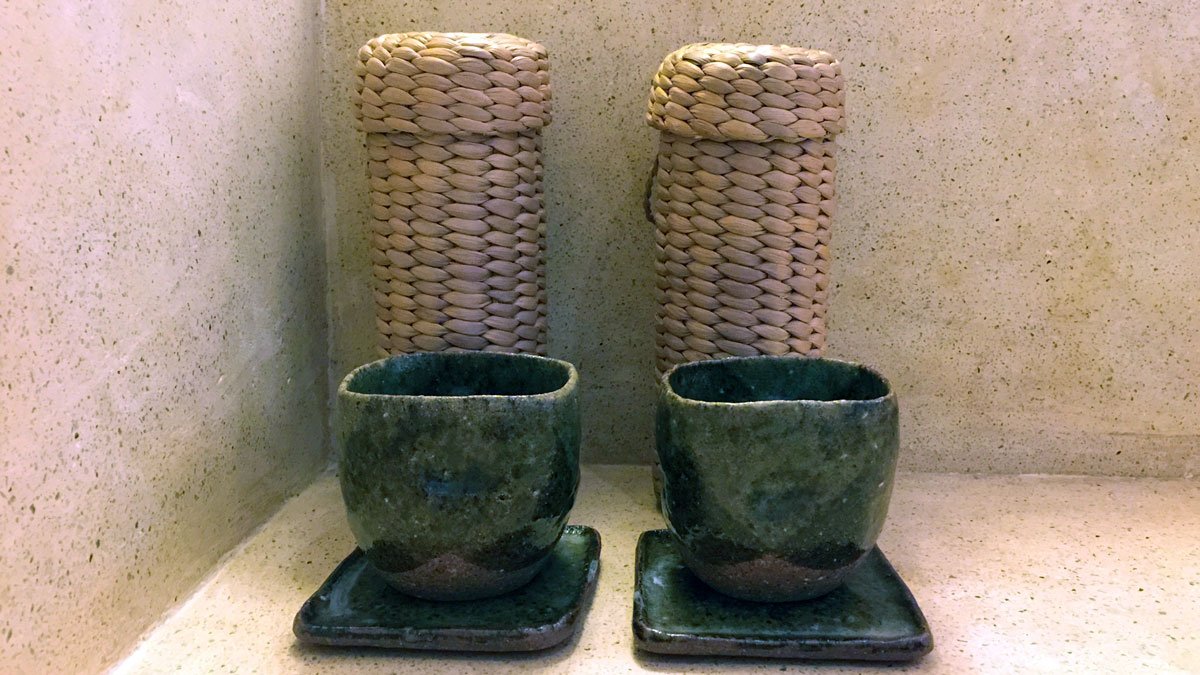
[647,43,844,372]
[355,32,550,356]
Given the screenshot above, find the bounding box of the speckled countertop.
[114,466,1199,674]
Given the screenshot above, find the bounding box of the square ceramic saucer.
[633,530,932,661]
[294,525,600,652]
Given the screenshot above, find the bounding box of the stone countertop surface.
[114,466,1200,674]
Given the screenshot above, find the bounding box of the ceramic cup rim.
[660,355,894,409]
[338,351,578,403]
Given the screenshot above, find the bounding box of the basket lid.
[355,32,551,136]
[647,43,844,142]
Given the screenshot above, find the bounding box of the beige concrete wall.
[323,0,1200,476]
[0,1,327,672]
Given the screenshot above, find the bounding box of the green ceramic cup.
[337,351,580,601]
[657,356,899,602]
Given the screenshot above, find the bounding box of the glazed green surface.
[633,530,931,660]
[668,356,889,403]
[346,351,569,397]
[337,352,580,600]
[657,356,900,601]
[295,525,600,651]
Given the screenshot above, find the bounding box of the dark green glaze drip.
[337,352,580,601]
[656,356,899,602]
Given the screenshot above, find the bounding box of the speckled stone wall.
[323,0,1200,476]
[0,2,327,672]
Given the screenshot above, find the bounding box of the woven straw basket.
[354,32,551,356]
[646,43,845,373]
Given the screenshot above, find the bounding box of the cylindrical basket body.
[646,43,845,373]
[355,32,551,356]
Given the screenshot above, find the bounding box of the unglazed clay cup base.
[679,549,866,602]
[657,356,900,603]
[377,551,550,602]
[338,352,580,602]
